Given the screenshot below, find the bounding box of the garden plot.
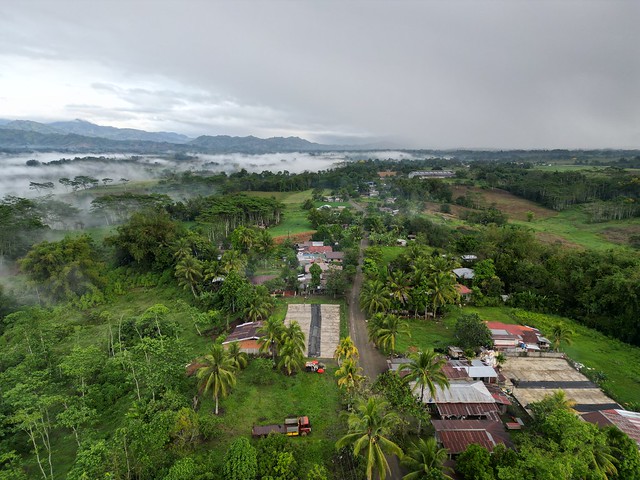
[284,304,340,359]
[502,357,620,412]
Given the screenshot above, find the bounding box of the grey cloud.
[1,0,639,148]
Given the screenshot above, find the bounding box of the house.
[448,346,464,359]
[408,170,455,179]
[325,251,344,263]
[222,321,264,354]
[453,268,475,280]
[418,380,504,419]
[396,239,407,247]
[455,284,472,302]
[432,419,511,455]
[445,359,499,384]
[460,254,478,263]
[582,409,640,448]
[486,322,551,352]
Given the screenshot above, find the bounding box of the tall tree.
[334,336,359,366]
[335,358,364,408]
[401,437,452,480]
[196,343,237,415]
[370,314,410,356]
[360,279,391,316]
[552,324,573,352]
[336,396,403,480]
[174,255,203,298]
[400,350,450,403]
[257,317,285,362]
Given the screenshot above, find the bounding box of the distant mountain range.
[0,119,339,154]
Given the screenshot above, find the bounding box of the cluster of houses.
[388,353,514,457]
[295,241,343,291]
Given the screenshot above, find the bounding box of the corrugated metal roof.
[582,409,640,447]
[222,321,263,344]
[422,381,494,403]
[438,430,496,454]
[436,403,499,418]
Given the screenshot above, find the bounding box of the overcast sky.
[0,0,638,148]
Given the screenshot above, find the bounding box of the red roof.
[486,322,537,337]
[222,321,264,344]
[432,419,511,454]
[442,364,470,380]
[438,430,496,454]
[582,410,640,447]
[455,284,472,295]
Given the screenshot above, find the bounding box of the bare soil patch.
[600,225,640,245]
[450,186,557,221]
[534,231,583,249]
[273,231,314,244]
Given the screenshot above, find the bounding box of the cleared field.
[450,186,557,221]
[246,190,316,237]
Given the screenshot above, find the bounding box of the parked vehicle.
[305,360,325,373]
[252,416,311,437]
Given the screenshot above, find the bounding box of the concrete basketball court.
[501,357,618,410]
[284,304,341,359]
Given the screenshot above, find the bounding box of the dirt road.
[347,232,403,480]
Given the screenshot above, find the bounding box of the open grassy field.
[512,207,640,251]
[202,359,344,472]
[395,305,640,409]
[246,190,316,238]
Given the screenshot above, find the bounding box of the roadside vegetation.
[2,154,640,479]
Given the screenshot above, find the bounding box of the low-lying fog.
[0,150,424,199]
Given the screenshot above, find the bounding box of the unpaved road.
[347,230,403,480]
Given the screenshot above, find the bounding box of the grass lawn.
[378,246,407,264]
[200,357,344,472]
[246,190,316,237]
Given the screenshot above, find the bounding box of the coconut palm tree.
[335,358,364,408]
[334,336,359,366]
[589,438,618,480]
[175,255,203,298]
[196,343,237,415]
[400,350,450,403]
[226,341,248,370]
[280,321,306,354]
[552,324,573,351]
[219,250,248,275]
[336,396,403,480]
[372,314,410,356]
[172,237,192,262]
[360,279,391,316]
[389,270,411,310]
[244,286,274,322]
[257,317,285,362]
[428,271,459,318]
[277,337,305,375]
[401,437,453,480]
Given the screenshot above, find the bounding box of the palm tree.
[336,396,403,480]
[277,338,305,375]
[588,438,618,480]
[372,314,410,356]
[196,343,237,415]
[552,324,573,351]
[175,255,203,298]
[219,250,248,275]
[226,341,248,370]
[245,286,274,322]
[172,237,192,262]
[429,271,459,318]
[360,279,391,316]
[257,318,285,362]
[400,350,450,403]
[334,336,359,366]
[494,352,507,371]
[389,270,411,310]
[335,358,364,408]
[281,321,306,354]
[401,437,452,480]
